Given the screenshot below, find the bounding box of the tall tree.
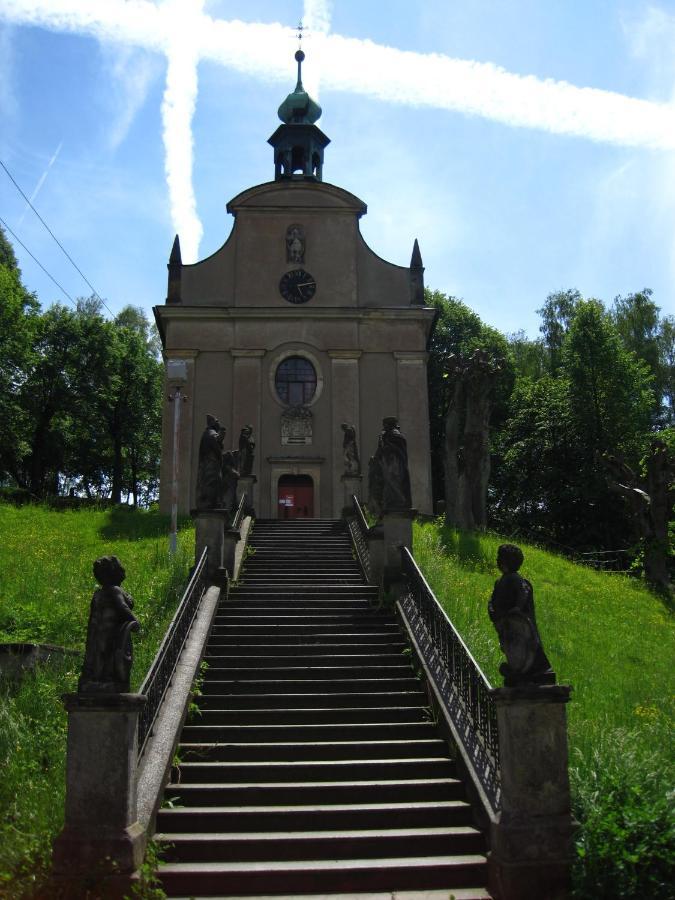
[537,288,581,372]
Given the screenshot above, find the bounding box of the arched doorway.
[277,474,314,519]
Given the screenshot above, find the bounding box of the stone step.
[179,722,439,745]
[177,738,448,762]
[165,777,466,807]
[194,691,427,710]
[188,707,430,725]
[157,826,485,863]
[168,889,492,900]
[201,676,417,693]
[206,633,403,646]
[157,853,488,896]
[212,615,395,626]
[155,799,476,833]
[198,665,413,680]
[203,652,408,666]
[175,758,455,784]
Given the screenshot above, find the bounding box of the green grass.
[0,503,195,898]
[413,518,675,899]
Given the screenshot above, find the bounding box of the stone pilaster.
[382,509,416,588]
[237,474,257,516]
[395,352,432,514]
[488,684,574,900]
[341,473,363,516]
[160,350,197,515]
[329,351,361,517]
[231,350,264,478]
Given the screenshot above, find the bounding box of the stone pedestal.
[194,509,229,580]
[52,693,146,884]
[382,509,416,583]
[488,684,574,900]
[237,474,257,516]
[341,473,363,516]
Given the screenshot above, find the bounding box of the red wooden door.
[277,475,314,519]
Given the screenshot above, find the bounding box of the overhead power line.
[0,214,77,308]
[0,158,116,318]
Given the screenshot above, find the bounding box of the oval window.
[275,356,317,406]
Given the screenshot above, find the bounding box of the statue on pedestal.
[195,415,225,510]
[377,417,412,512]
[341,423,360,475]
[488,544,555,687]
[79,556,139,693]
[238,425,255,477]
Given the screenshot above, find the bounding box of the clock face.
[279,269,316,304]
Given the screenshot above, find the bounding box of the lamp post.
[166,359,188,555]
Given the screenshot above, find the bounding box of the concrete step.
[155,799,477,833]
[167,889,492,900]
[165,777,466,807]
[177,738,449,762]
[157,853,487,896]
[157,826,485,863]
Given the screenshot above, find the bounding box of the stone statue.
[221,449,240,512]
[286,224,305,264]
[195,415,225,510]
[370,417,412,514]
[444,349,502,530]
[488,544,555,687]
[238,425,255,476]
[602,441,674,594]
[342,423,360,476]
[78,556,140,693]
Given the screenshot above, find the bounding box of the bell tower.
[267,49,330,181]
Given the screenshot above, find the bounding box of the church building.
[155,50,436,518]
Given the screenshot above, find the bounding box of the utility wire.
[0,158,116,318]
[0,214,76,307]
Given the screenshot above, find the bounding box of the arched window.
[275,356,317,406]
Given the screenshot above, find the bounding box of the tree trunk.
[111,435,123,505]
[444,378,463,525]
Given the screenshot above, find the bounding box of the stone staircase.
[154,518,491,898]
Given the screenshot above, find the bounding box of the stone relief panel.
[281,406,313,445]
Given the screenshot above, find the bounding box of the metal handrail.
[348,494,372,584]
[400,547,501,812]
[137,548,208,757]
[231,491,248,531]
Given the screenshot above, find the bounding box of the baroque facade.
[155,51,436,518]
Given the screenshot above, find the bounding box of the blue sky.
[1,0,674,337]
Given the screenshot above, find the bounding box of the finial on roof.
[410,238,423,269]
[169,234,182,266]
[277,22,322,125]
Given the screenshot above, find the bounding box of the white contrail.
[2,0,673,150]
[17,140,63,225]
[302,0,331,98]
[161,0,202,261]
[2,0,675,257]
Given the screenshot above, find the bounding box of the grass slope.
[413,519,674,899]
[0,504,195,898]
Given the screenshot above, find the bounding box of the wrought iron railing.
[231,490,248,531]
[348,494,372,583]
[137,548,208,757]
[400,547,501,812]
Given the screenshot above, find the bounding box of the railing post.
[52,693,147,891]
[367,522,384,586]
[488,685,574,900]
